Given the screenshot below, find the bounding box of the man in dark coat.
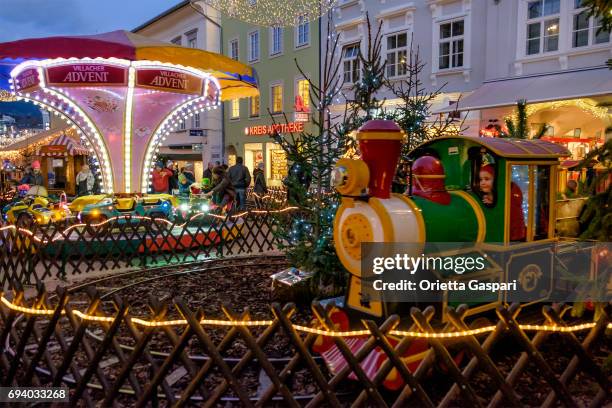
[228,157,251,210]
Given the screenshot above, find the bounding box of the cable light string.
[0,206,300,244]
[1,296,609,339]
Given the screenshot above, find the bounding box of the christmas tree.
[386,37,465,163]
[268,16,354,290]
[503,99,548,139]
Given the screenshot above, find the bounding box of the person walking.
[166,161,178,194]
[76,164,95,196]
[253,162,267,208]
[203,162,214,179]
[228,157,251,210]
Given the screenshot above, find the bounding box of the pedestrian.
[228,156,251,210]
[151,161,173,193]
[166,160,178,194]
[183,163,196,185]
[203,162,214,179]
[19,166,34,186]
[253,162,267,208]
[29,161,43,186]
[203,166,236,212]
[75,164,95,196]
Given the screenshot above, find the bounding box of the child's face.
[479,170,494,193]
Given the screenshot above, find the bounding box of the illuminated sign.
[136,69,203,94]
[14,68,40,92]
[245,122,304,136]
[46,64,128,86]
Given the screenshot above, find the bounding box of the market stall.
[37,133,89,196]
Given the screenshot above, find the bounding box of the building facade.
[221,15,320,186]
[133,0,223,179]
[326,0,611,159]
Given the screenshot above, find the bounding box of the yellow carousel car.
[3,186,71,226]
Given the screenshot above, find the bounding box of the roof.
[418,135,571,158]
[0,126,70,152]
[37,133,89,156]
[132,1,191,33]
[435,67,612,113]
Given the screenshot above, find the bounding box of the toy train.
[331,120,596,320]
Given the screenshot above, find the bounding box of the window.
[230,39,239,60]
[386,32,408,78]
[171,36,181,46]
[193,113,200,129]
[230,99,240,119]
[179,119,186,130]
[510,165,529,242]
[248,30,260,62]
[296,15,309,47]
[572,2,610,47]
[270,27,283,55]
[525,0,559,55]
[186,30,197,49]
[296,79,310,110]
[342,43,360,84]
[249,95,260,117]
[438,19,464,69]
[271,84,283,114]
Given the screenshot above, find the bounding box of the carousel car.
[3,186,71,226]
[78,195,173,224]
[69,193,178,213]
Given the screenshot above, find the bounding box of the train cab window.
[534,166,550,240]
[509,165,528,242]
[470,148,497,207]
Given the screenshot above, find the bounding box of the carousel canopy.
[0,30,258,100]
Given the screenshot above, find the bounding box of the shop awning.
[436,67,612,113]
[37,133,89,156]
[0,126,69,152]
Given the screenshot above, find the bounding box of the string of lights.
[199,0,337,27]
[1,295,609,338]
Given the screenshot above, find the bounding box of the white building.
[326,0,611,159]
[133,0,223,177]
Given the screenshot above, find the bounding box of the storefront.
[37,133,89,196]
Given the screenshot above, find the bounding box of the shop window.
[249,95,260,117]
[230,39,239,60]
[171,36,181,46]
[230,99,240,119]
[386,32,408,78]
[438,19,464,69]
[271,84,283,114]
[534,166,550,240]
[510,165,529,242]
[342,43,360,84]
[296,79,309,111]
[525,0,560,55]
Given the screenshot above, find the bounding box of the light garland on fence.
[1,295,610,338]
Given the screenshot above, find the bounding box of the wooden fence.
[0,282,610,407]
[0,207,299,287]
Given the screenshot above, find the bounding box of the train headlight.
[333,158,370,196]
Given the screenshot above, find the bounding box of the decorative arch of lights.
[9,58,221,193]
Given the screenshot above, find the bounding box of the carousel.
[0,30,258,194]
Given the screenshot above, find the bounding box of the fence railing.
[0,208,299,287]
[0,282,610,407]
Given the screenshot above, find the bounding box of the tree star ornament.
[200,0,337,27]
